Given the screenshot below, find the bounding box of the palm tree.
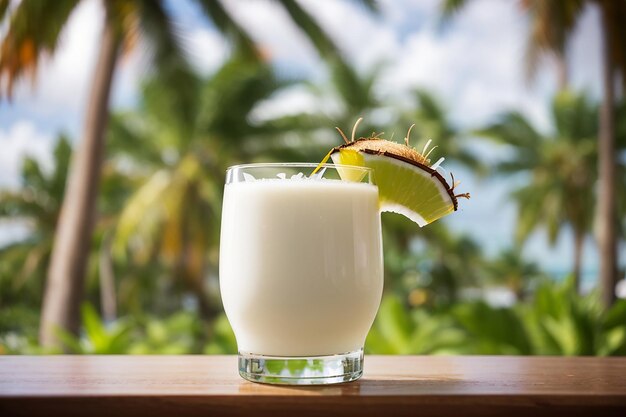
[477,91,600,292]
[0,0,376,348]
[441,0,626,307]
[0,135,71,312]
[0,134,139,336]
[487,249,546,301]
[108,57,325,323]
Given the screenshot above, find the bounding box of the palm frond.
[496,159,536,174]
[106,113,164,166]
[415,89,447,123]
[50,135,71,203]
[521,0,585,84]
[113,169,171,261]
[0,0,80,97]
[196,59,284,140]
[20,157,47,190]
[136,0,199,132]
[475,111,542,149]
[512,186,543,244]
[252,113,329,136]
[0,191,27,218]
[552,90,598,140]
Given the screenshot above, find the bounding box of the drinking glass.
[219,163,383,385]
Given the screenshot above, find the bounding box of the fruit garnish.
[314,118,469,226]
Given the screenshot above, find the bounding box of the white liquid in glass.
[219,179,383,357]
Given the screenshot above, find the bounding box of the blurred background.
[0,0,625,355]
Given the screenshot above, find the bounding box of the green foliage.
[56,304,133,354]
[521,278,626,356]
[1,15,624,358]
[366,295,466,354]
[453,301,533,354]
[54,303,223,355]
[127,311,207,354]
[0,305,41,354]
[0,135,69,310]
[204,314,238,354]
[366,280,626,356]
[475,91,626,289]
[486,248,547,301]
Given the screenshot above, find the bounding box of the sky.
[0,0,606,284]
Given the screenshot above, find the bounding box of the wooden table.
[1,356,625,416]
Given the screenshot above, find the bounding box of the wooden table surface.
[1,355,625,416]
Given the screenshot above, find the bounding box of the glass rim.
[226,162,372,173]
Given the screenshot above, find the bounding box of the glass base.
[238,349,363,385]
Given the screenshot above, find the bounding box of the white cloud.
[0,121,54,189]
[381,0,553,131]
[377,0,440,28]
[251,85,320,121]
[185,28,229,75]
[255,0,559,133]
[0,221,30,248]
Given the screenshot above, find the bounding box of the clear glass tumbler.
[219,163,383,385]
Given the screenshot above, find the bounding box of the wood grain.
[1,355,625,416]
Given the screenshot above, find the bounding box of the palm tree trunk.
[39,16,120,349]
[99,232,117,323]
[572,229,584,293]
[598,0,618,308]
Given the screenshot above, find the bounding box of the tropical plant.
[365,295,467,354]
[0,135,70,312]
[0,0,378,348]
[521,278,626,356]
[486,248,546,301]
[0,0,195,347]
[418,223,484,306]
[55,304,133,354]
[56,304,211,354]
[477,91,602,292]
[204,313,238,354]
[0,134,137,341]
[108,57,327,323]
[440,0,626,307]
[366,280,626,356]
